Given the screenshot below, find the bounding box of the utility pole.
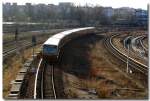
[126,38,131,74]
[126,44,129,73]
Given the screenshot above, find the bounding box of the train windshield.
[43,45,57,54]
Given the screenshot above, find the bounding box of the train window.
[10,91,18,94]
[43,45,57,54]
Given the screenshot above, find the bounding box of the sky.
[2,0,150,10]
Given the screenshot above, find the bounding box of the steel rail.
[3,42,31,55]
[51,65,57,99]
[3,40,45,58]
[41,65,57,99]
[34,58,43,99]
[3,41,31,54]
[41,63,44,99]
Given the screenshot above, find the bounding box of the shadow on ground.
[59,34,105,79]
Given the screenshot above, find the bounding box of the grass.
[3,34,15,41]
[3,57,22,97]
[87,40,146,98]
[91,40,147,97]
[3,45,41,98]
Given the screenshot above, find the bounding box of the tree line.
[3,3,148,27]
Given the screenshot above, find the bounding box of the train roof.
[44,38,60,46]
[44,27,94,46]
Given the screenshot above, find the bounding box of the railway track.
[131,36,146,51]
[3,42,32,57]
[139,36,148,51]
[3,39,30,52]
[130,35,148,59]
[104,34,148,75]
[42,64,56,99]
[3,39,29,50]
[34,58,57,99]
[3,38,45,59]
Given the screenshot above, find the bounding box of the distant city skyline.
[2,0,150,10]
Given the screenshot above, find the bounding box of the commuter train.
[42,27,95,62]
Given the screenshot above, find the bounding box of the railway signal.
[32,35,37,65]
[32,35,37,81]
[15,28,19,41]
[32,35,36,60]
[125,38,131,48]
[126,38,131,45]
[32,35,37,46]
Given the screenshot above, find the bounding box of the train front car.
[42,38,59,63]
[43,45,58,62]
